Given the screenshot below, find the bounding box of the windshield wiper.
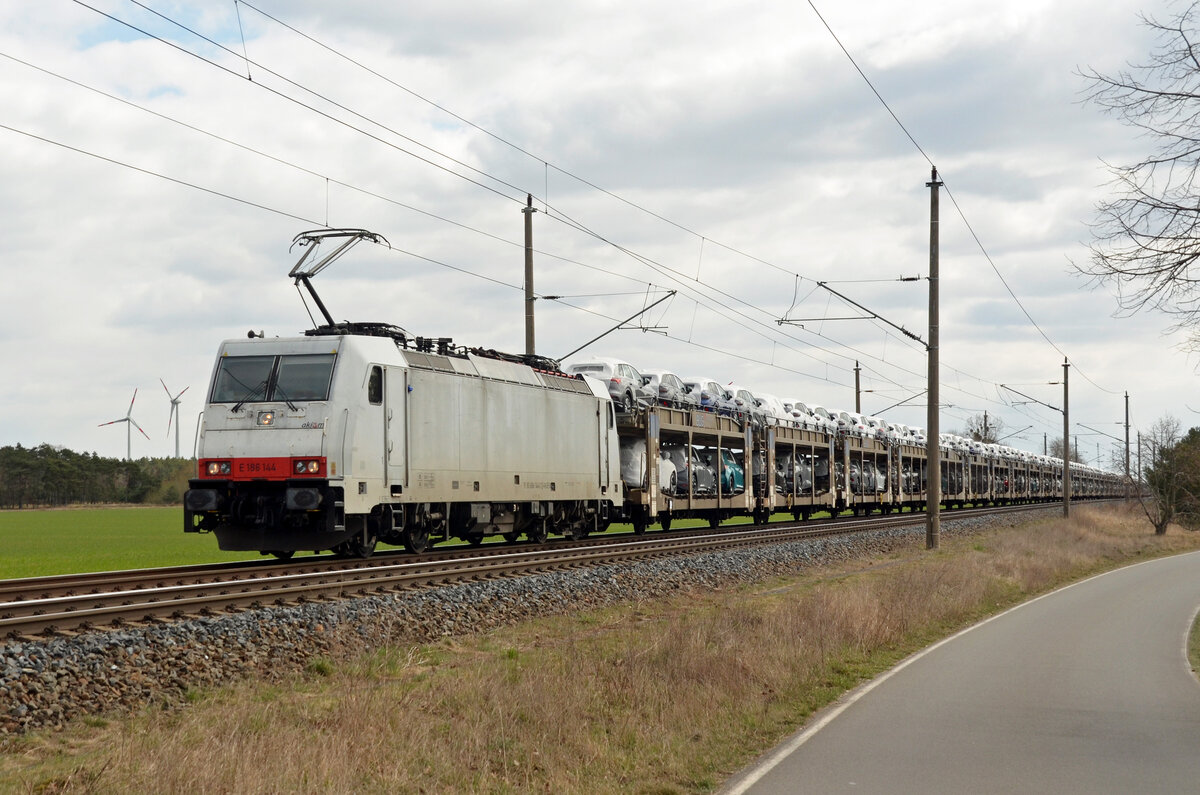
[272,383,300,412]
[231,380,268,413]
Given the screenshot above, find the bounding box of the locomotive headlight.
[206,461,232,476]
[294,459,321,475]
[257,411,275,426]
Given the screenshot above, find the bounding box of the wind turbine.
[161,379,190,458]
[99,389,151,460]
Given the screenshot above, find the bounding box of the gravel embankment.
[0,511,1043,735]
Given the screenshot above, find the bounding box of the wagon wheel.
[659,512,672,531]
[631,507,648,535]
[503,532,520,544]
[403,523,431,554]
[265,550,294,560]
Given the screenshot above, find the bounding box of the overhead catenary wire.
[804,0,1122,398]
[0,46,673,293]
[0,76,891,403]
[239,0,802,283]
[59,0,907,391]
[0,122,319,227]
[73,0,528,205]
[221,1,943,380]
[232,4,1119,406]
[38,1,1113,432]
[0,112,857,398]
[92,1,950,401]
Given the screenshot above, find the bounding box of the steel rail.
[0,501,1092,638]
[1,499,1072,601]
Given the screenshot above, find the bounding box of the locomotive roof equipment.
[288,228,391,330]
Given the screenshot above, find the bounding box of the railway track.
[0,502,1071,638]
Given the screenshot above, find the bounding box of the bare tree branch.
[1080,3,1200,353]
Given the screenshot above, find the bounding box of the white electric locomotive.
[184,229,622,557]
[184,327,621,557]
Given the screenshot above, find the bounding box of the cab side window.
[368,366,383,405]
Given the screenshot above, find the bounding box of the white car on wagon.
[565,357,656,413]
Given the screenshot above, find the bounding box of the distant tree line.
[0,444,194,509]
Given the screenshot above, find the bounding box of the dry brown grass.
[5,503,1199,794]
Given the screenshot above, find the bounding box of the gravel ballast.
[0,511,1046,735]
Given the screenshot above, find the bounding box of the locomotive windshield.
[211,353,336,404]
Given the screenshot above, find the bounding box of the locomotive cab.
[184,336,359,556]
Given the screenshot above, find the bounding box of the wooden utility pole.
[1137,431,1142,490]
[926,167,942,550]
[1063,358,1071,518]
[523,194,537,356]
[1124,391,1131,500]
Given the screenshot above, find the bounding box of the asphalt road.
[725,550,1200,794]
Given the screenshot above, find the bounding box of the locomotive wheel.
[527,519,548,544]
[348,532,377,559]
[403,524,431,555]
[554,516,574,540]
[265,550,294,560]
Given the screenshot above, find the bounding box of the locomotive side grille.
[404,352,455,372]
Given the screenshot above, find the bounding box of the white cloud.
[0,0,1188,463]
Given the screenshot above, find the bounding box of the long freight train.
[184,228,1123,556]
[184,323,1125,558]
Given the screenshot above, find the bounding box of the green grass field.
[0,508,713,579]
[0,506,817,580]
[0,507,261,579]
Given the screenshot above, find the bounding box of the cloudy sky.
[0,0,1188,466]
